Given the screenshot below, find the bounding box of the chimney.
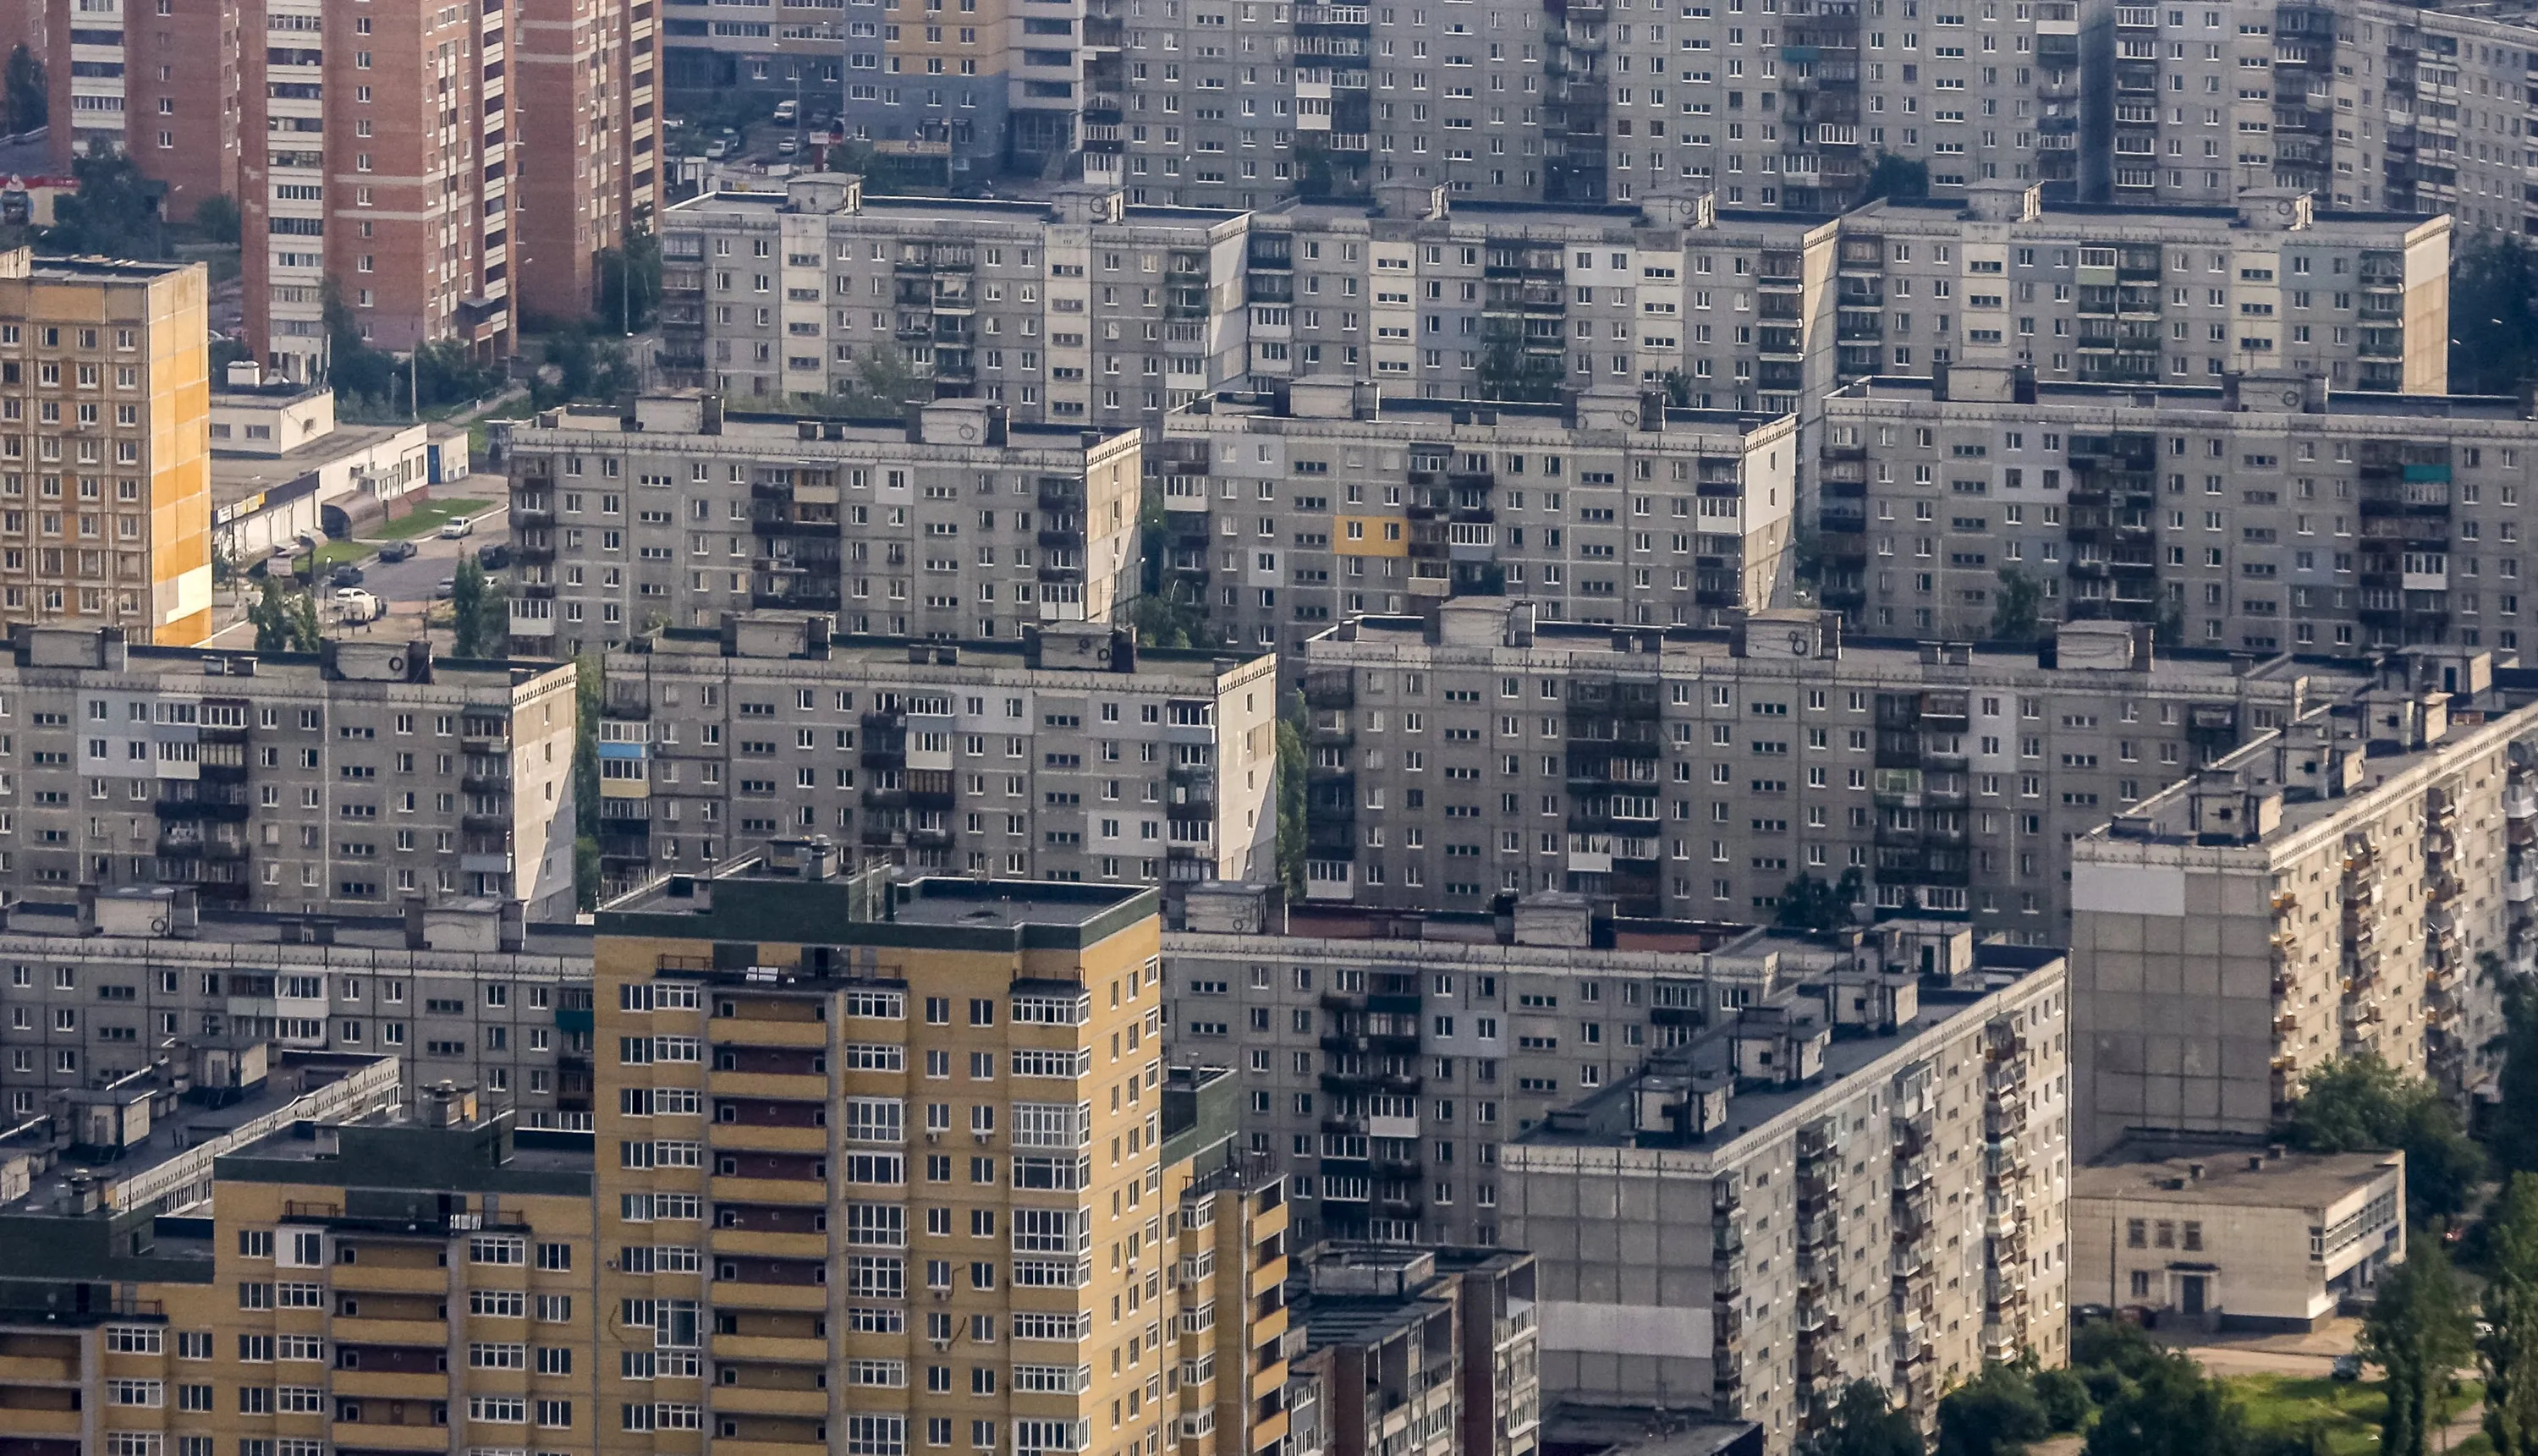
[403,898,428,949]
[805,836,839,882]
[2187,1162,2205,1183]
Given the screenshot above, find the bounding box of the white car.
[438,516,474,539]
[332,588,382,623]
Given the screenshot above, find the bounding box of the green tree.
[247,577,321,653]
[2486,966,2538,1175]
[1477,342,1565,404]
[1936,1360,2052,1456]
[2447,236,2538,397]
[449,558,497,657]
[3,45,44,135]
[596,227,663,333]
[191,193,240,244]
[1275,695,1306,899]
[1991,566,2046,644]
[2031,1366,2095,1433]
[2083,1349,2247,1456]
[1128,595,1208,650]
[815,345,925,416]
[43,143,167,258]
[2286,1054,2484,1223]
[1777,867,1865,933]
[1859,151,1931,203]
[1799,1380,1922,1456]
[536,326,638,409]
[2362,1239,2476,1456]
[2487,1173,2538,1456]
[2071,1316,2168,1404]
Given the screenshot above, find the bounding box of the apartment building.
[237,0,514,381]
[1156,384,1797,663]
[514,0,665,321]
[2080,0,2538,231]
[1284,1244,1542,1456]
[1164,883,1751,1246]
[1815,367,2528,653]
[1559,0,2084,212]
[591,611,1278,896]
[2068,647,2538,1155]
[0,250,214,647]
[1239,189,1823,415]
[1800,188,2451,397]
[47,0,235,222]
[0,627,580,919]
[1501,926,2069,1453]
[1161,1067,1299,1456]
[0,1061,604,1456]
[591,848,1291,1456]
[655,176,1251,422]
[0,887,596,1129]
[501,393,1143,656]
[1283,601,2357,930]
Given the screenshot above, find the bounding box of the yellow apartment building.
[591,838,1286,1456]
[0,249,213,646]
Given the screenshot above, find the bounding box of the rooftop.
[1173,383,1784,437]
[1541,1403,1763,1456]
[13,252,199,285]
[667,184,1245,228]
[212,420,426,508]
[2075,1141,2401,1211]
[1827,373,2529,423]
[1305,606,2370,695]
[600,848,1159,953]
[618,615,1270,684]
[0,891,591,963]
[518,395,1127,451]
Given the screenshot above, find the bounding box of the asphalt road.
[345,503,510,613]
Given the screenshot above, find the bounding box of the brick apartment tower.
[235,0,514,382]
[46,0,237,222]
[514,0,662,324]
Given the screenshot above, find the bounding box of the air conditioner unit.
[931,1337,952,1351]
[932,1288,952,1300]
[926,1129,941,1142]
[974,1130,994,1143]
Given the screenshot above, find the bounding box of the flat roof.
[667,190,1244,228]
[631,625,1265,682]
[18,254,197,283]
[1515,944,2058,1149]
[1542,1403,1761,1456]
[0,896,591,961]
[1827,375,2530,422]
[224,1109,594,1179]
[520,403,1122,450]
[212,420,424,508]
[1309,611,2370,691]
[601,859,1158,953]
[1174,388,1782,435]
[2075,1143,2399,1210]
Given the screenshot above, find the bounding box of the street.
[201,492,511,650]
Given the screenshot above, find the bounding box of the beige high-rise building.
[2070,650,2538,1155]
[591,848,1287,1456]
[0,627,580,919]
[0,250,213,646]
[593,611,1277,898]
[1501,923,2069,1453]
[503,394,1143,658]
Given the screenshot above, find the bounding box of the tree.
[1128,594,1208,650]
[1477,342,1565,404]
[1860,151,1931,203]
[1777,867,1865,933]
[44,143,167,259]
[2487,1173,2538,1456]
[2362,1239,2476,1456]
[449,557,507,658]
[595,226,663,334]
[1991,566,2046,645]
[2486,965,2538,1176]
[1800,1380,1922,1456]
[2447,236,2538,397]
[191,193,240,244]
[247,577,321,653]
[1936,1360,2052,1456]
[2083,1349,2247,1456]
[536,326,638,409]
[2285,1054,2484,1223]
[2031,1366,2095,1434]
[1275,694,1306,899]
[816,345,926,416]
[3,45,43,136]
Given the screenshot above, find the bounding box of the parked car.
[377,540,417,563]
[438,515,475,539]
[2331,1354,2361,1382]
[333,588,382,623]
[476,543,511,570]
[434,577,457,599]
[328,563,363,587]
[777,138,798,157]
[705,139,729,159]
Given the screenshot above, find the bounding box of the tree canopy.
[2285,1054,2484,1223]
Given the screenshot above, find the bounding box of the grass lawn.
[2225,1373,2483,1456]
[371,497,491,541]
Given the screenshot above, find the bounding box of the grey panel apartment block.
[501,394,1142,659]
[1285,602,2359,931]
[656,176,1253,425]
[1499,925,2068,1453]
[1816,368,2522,651]
[1157,383,1797,664]
[0,628,579,920]
[2069,650,2538,1155]
[591,611,1277,895]
[0,889,594,1128]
